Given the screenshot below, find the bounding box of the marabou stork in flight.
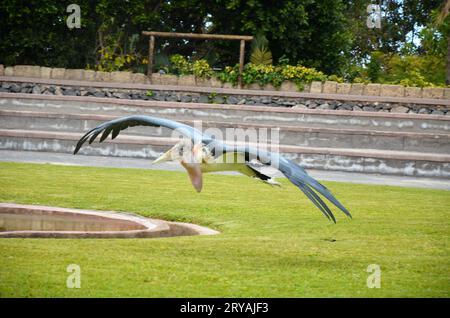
[74,115,351,222]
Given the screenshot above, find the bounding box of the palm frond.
[250,47,273,65]
[250,34,273,65]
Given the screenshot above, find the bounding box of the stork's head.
[152,139,203,164]
[152,139,204,192]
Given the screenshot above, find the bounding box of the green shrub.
[327,74,345,83]
[216,63,328,88]
[352,77,370,84]
[217,64,240,85]
[170,54,191,75]
[192,59,213,78]
[363,51,445,87]
[95,47,136,72]
[280,65,327,84]
[242,64,284,87]
[366,51,384,82]
[169,55,213,78]
[167,52,443,88]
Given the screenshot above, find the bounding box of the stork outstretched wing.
[74,115,351,222]
[210,144,352,223]
[73,115,211,154]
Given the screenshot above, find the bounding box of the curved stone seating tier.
[0,203,219,238]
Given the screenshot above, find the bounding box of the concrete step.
[1,129,449,178]
[1,93,450,134]
[2,109,450,154]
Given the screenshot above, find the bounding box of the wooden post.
[148,35,155,82]
[141,31,253,88]
[239,39,245,88]
[447,35,450,85]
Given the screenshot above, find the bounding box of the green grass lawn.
[0,162,449,297]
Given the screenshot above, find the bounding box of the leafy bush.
[363,51,445,87]
[327,74,345,83]
[167,53,444,89]
[382,54,443,87]
[92,31,144,72]
[352,77,370,84]
[95,47,136,72]
[91,23,146,73]
[170,54,192,75]
[169,54,213,78]
[280,65,327,84]
[217,65,240,85]
[242,64,284,87]
[217,63,327,88]
[192,59,213,78]
[397,71,435,87]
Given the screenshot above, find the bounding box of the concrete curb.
[0,203,219,238]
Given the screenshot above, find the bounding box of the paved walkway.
[1,150,449,190]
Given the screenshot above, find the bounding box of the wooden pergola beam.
[142,31,253,88]
[142,31,253,41]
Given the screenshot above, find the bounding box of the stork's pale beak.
[181,161,203,192]
[152,149,173,164]
[182,143,203,193]
[153,143,203,192]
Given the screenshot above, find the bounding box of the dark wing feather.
[74,115,211,154]
[215,143,351,222]
[281,158,351,218]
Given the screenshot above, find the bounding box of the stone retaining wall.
[1,81,449,115]
[1,64,449,100]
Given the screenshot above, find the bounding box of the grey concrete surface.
[1,150,448,190]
